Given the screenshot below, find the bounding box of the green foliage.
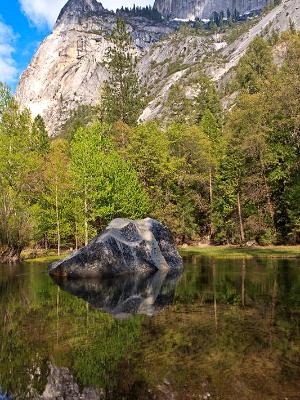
[116,4,163,22]
[0,82,13,116]
[166,62,189,76]
[101,18,143,126]
[32,114,50,154]
[194,75,222,123]
[70,122,150,244]
[0,99,43,258]
[124,121,212,240]
[164,75,222,127]
[60,104,100,140]
[214,34,300,244]
[96,151,150,222]
[164,84,195,124]
[35,139,71,252]
[1,33,300,255]
[235,36,274,93]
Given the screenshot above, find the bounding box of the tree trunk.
[84,185,88,246]
[237,192,245,243]
[55,181,61,256]
[75,222,78,251]
[209,167,214,241]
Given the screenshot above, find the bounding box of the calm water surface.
[0,255,300,400]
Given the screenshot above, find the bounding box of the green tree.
[0,82,12,117]
[60,104,100,140]
[70,123,109,245]
[101,18,143,126]
[195,75,222,124]
[71,122,149,246]
[164,84,195,124]
[201,110,222,239]
[236,36,274,94]
[37,139,71,254]
[167,123,211,240]
[0,98,42,261]
[94,151,150,223]
[125,121,174,220]
[265,33,300,242]
[125,121,213,241]
[31,114,50,154]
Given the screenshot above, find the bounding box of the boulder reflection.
[52,270,182,318]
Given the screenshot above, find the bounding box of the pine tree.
[31,115,50,154]
[236,36,274,94]
[101,18,143,126]
[195,75,222,124]
[0,83,12,117]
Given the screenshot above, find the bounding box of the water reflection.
[0,256,300,399]
[52,270,181,318]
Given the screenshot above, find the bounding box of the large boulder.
[49,218,182,278]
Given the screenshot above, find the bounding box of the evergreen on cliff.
[101,18,144,126]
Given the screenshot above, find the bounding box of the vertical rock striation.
[154,0,271,20]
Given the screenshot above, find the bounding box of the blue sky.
[0,0,153,91]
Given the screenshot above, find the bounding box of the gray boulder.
[49,218,182,278]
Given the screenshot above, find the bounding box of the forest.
[0,18,300,261]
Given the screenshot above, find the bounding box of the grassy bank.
[180,245,300,259]
[23,245,300,264]
[22,250,69,263]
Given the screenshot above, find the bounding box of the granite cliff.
[16,0,172,135]
[154,0,272,20]
[16,0,300,136]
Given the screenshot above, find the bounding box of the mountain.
[16,0,172,136]
[154,0,271,20]
[56,0,105,24]
[16,0,299,136]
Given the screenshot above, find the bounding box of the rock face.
[49,218,183,278]
[16,0,172,136]
[34,364,104,400]
[56,0,105,25]
[154,0,271,20]
[16,0,300,135]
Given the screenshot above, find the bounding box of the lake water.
[0,255,299,400]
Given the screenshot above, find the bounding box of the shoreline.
[179,245,300,259]
[20,245,300,263]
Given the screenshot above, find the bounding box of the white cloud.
[19,0,155,28]
[0,20,18,84]
[19,0,66,28]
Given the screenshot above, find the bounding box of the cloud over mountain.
[19,0,154,28]
[0,20,18,84]
[19,0,66,28]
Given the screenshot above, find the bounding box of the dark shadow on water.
[52,269,182,318]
